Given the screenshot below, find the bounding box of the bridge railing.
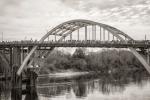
[0,40,150,45]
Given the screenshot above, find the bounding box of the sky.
[0,0,150,41]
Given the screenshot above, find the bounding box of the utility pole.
[2,32,3,41]
[24,36,27,40]
[145,34,147,41]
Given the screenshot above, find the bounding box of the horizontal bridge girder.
[0,41,150,48]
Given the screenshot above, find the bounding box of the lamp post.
[2,32,3,41]
[145,34,147,41]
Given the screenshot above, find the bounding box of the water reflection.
[11,88,22,100]
[11,86,38,100]
[37,76,126,98]
[0,80,38,100]
[37,71,149,99]
[24,86,38,100]
[0,70,150,100]
[73,81,87,98]
[0,81,11,100]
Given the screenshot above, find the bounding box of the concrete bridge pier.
[11,48,22,100]
[10,47,38,100]
[11,65,22,100]
[11,47,22,90]
[147,48,150,65]
[12,47,21,66]
[11,47,32,70]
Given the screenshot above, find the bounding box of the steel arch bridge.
[17,19,150,75]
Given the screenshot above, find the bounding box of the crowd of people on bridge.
[0,39,150,45]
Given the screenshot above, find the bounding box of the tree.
[72,48,85,59]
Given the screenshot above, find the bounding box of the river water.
[0,71,150,100]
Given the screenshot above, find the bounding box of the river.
[0,71,150,100]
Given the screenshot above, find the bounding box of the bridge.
[0,19,150,78]
[0,40,150,48]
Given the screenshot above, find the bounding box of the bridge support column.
[21,47,24,64]
[77,29,79,40]
[11,65,22,100]
[48,36,49,41]
[103,29,105,41]
[85,26,87,41]
[55,34,56,41]
[11,47,22,95]
[108,32,110,41]
[113,35,115,40]
[147,48,150,65]
[70,33,72,41]
[12,47,21,66]
[92,25,96,40]
[100,27,101,41]
[9,47,13,69]
[11,65,22,88]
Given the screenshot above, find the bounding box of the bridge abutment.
[9,47,37,100]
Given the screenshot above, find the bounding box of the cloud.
[0,0,22,16]
[0,0,150,40]
[61,0,148,10]
[59,0,150,27]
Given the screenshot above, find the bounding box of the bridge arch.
[17,19,150,75]
[41,19,133,42]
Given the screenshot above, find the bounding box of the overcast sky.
[0,0,150,41]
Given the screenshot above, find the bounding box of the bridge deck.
[0,41,150,48]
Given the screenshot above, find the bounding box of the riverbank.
[38,70,89,78]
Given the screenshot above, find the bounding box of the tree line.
[39,48,146,74]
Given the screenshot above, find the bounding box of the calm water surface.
[1,71,150,100]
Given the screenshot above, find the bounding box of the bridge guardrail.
[0,40,150,47]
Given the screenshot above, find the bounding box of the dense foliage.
[39,48,146,74]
